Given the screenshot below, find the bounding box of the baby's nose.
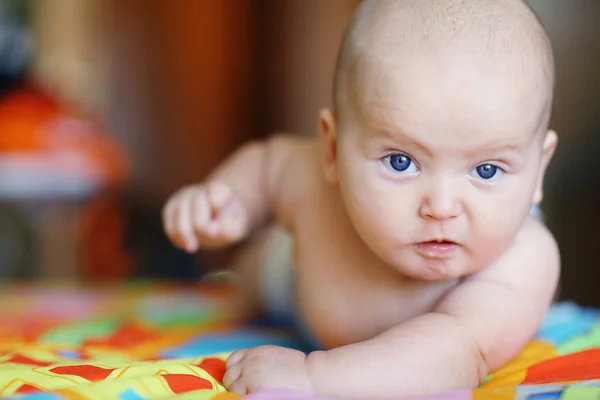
[418,184,462,221]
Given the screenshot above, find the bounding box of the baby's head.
[319,0,557,280]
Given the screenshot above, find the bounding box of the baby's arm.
[163,134,300,252]
[304,217,559,399]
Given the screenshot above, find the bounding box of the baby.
[163,0,560,398]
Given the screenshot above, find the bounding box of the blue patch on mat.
[161,329,309,358]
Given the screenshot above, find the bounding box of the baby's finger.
[226,349,247,368]
[191,188,212,235]
[222,363,242,389]
[163,196,191,250]
[229,379,248,395]
[207,181,234,214]
[176,191,199,252]
[219,199,248,241]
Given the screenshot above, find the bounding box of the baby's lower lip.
[415,241,460,259]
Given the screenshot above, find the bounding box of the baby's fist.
[224,346,313,395]
[163,181,249,252]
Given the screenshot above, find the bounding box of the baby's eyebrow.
[480,143,522,153]
[470,143,524,159]
[369,129,434,156]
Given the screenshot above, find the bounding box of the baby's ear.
[319,108,339,183]
[533,130,558,204]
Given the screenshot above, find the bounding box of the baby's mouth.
[415,240,460,259]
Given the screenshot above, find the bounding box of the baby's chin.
[389,253,471,282]
[404,265,461,281]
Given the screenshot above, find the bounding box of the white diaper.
[258,225,296,322]
[529,204,545,221]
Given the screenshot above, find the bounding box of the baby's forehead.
[344,59,549,149]
[353,54,545,131]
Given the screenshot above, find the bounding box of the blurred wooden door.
[106,0,267,200]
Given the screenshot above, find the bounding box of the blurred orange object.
[79,191,133,280]
[0,87,128,192]
[0,89,58,152]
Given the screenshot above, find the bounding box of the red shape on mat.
[7,354,53,367]
[523,349,600,384]
[198,358,227,383]
[50,365,116,381]
[84,322,158,348]
[15,384,42,394]
[15,384,42,393]
[162,374,213,394]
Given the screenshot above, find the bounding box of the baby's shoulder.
[267,134,323,228]
[269,133,319,168]
[456,216,559,289]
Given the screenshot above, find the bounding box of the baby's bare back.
[274,139,457,348]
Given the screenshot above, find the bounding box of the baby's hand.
[162,181,250,252]
[224,346,313,395]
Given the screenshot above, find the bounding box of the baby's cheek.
[468,229,515,272]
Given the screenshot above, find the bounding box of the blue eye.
[470,164,504,180]
[382,154,418,173]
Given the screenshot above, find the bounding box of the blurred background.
[0,1,597,305]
